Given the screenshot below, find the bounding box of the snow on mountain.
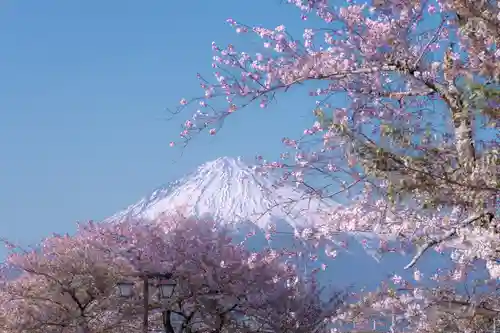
[107,156,335,230]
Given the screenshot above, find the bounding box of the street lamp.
[159,279,176,299]
[117,273,176,333]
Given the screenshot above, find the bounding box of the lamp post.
[117,272,176,333]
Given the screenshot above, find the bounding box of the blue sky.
[0,1,320,254]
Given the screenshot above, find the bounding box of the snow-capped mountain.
[107,156,334,230]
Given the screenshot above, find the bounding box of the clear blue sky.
[0,1,321,253]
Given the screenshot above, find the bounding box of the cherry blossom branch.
[404,211,494,269]
[433,299,500,317]
[412,17,446,68]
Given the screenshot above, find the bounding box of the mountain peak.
[107,156,334,229]
[199,156,248,171]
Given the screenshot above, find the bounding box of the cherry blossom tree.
[171,0,498,276]
[170,0,499,331]
[86,215,347,333]
[0,215,346,333]
[0,233,139,333]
